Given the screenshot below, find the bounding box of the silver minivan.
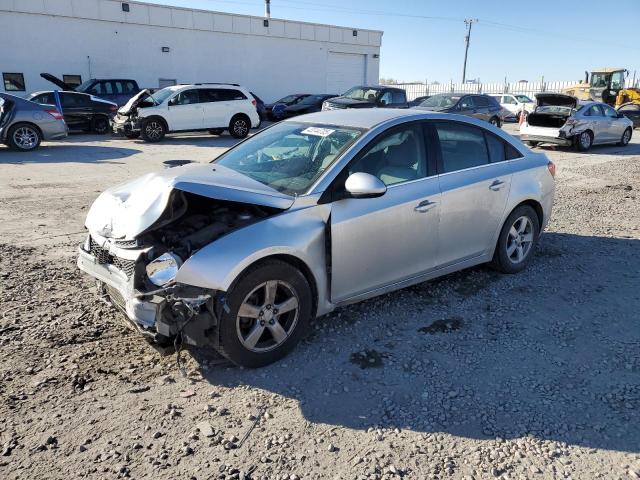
[78,109,555,367]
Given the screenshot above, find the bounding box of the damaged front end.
[112,89,152,136]
[78,164,291,348]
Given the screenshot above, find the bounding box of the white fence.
[395,81,585,101]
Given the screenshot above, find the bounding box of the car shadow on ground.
[194,232,640,453]
[0,144,139,164]
[509,133,640,156]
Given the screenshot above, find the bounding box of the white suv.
[490,94,536,122]
[113,84,260,142]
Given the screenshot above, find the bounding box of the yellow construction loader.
[562,68,640,108]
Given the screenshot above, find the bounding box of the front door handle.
[489,179,505,191]
[414,199,437,213]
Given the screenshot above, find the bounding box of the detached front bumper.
[112,115,140,135]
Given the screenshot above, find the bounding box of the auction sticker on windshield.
[301,127,335,137]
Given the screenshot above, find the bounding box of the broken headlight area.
[146,252,182,287]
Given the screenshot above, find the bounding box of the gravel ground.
[1,125,639,480]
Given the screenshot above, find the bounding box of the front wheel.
[618,128,632,146]
[229,115,250,139]
[491,205,540,274]
[7,123,42,151]
[216,260,312,368]
[92,116,110,134]
[141,119,166,142]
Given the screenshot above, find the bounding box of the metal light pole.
[462,19,477,83]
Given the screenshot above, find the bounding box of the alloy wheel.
[13,126,38,150]
[580,131,591,150]
[233,120,248,137]
[236,280,299,353]
[145,121,163,140]
[506,216,534,264]
[622,129,631,145]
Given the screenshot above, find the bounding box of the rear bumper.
[43,121,69,141]
[520,133,572,146]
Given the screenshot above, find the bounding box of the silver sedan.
[78,109,555,367]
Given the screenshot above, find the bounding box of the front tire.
[229,114,250,139]
[491,205,540,274]
[92,116,110,134]
[216,260,312,368]
[7,123,42,151]
[618,127,632,146]
[141,118,166,142]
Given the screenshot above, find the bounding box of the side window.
[435,122,489,173]
[33,93,54,104]
[485,133,506,163]
[505,143,523,160]
[112,81,124,94]
[474,96,489,108]
[584,105,603,116]
[200,89,220,103]
[172,89,200,105]
[379,91,392,106]
[459,96,474,110]
[504,96,516,105]
[218,89,248,101]
[391,90,405,104]
[61,93,80,107]
[349,124,427,186]
[124,81,137,93]
[103,82,114,95]
[602,105,618,118]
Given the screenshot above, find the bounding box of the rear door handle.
[489,179,505,191]
[414,199,437,213]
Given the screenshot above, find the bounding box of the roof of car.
[287,108,436,129]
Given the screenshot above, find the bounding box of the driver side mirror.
[344,172,387,199]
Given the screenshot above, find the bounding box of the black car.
[618,103,640,129]
[40,73,141,107]
[282,94,338,118]
[265,94,310,120]
[250,92,267,121]
[408,95,431,107]
[322,85,408,110]
[415,93,504,127]
[27,90,117,134]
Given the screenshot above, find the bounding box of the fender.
[175,203,334,315]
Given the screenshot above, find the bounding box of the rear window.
[435,122,489,173]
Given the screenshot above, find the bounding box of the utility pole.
[462,19,478,84]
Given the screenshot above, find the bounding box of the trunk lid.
[40,73,75,91]
[117,89,151,115]
[535,93,578,109]
[85,163,294,239]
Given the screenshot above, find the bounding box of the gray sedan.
[78,109,555,367]
[0,93,68,151]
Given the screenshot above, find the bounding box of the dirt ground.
[1,124,639,480]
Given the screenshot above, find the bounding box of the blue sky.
[145,0,639,84]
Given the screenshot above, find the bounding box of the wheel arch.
[10,121,43,138]
[142,114,169,131]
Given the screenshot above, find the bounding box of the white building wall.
[0,0,382,102]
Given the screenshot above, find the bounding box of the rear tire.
[575,130,593,152]
[618,127,632,146]
[92,115,110,134]
[216,260,312,368]
[526,141,539,148]
[491,205,540,274]
[7,123,42,151]
[141,118,166,142]
[209,129,225,136]
[229,114,250,139]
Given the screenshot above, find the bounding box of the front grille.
[89,236,136,279]
[114,239,139,248]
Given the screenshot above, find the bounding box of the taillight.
[251,99,257,107]
[45,109,64,120]
[547,161,556,178]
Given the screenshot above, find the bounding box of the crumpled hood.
[85,163,294,239]
[118,89,151,115]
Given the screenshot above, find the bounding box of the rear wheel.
[92,116,110,134]
[229,115,250,139]
[141,118,166,142]
[216,260,312,368]
[7,123,41,151]
[526,141,539,148]
[491,205,540,274]
[576,130,593,152]
[618,127,632,146]
[209,129,225,136]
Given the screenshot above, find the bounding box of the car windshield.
[515,95,533,103]
[276,95,302,104]
[420,95,460,108]
[298,95,328,105]
[148,88,177,105]
[215,122,363,195]
[342,87,382,102]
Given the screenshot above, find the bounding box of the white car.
[491,94,535,122]
[113,84,260,142]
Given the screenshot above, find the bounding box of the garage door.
[326,52,366,95]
